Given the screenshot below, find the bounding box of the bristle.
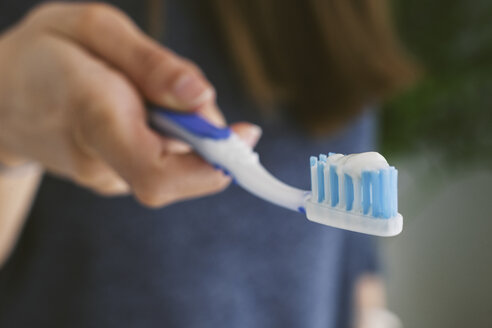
[309,153,398,219]
[389,167,398,217]
[310,157,318,201]
[329,165,339,206]
[362,171,371,215]
[323,165,331,204]
[339,173,346,209]
[371,171,381,217]
[344,174,354,211]
[310,156,317,167]
[380,169,390,218]
[353,179,361,212]
[317,159,325,202]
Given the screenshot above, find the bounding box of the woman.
[0,0,414,327]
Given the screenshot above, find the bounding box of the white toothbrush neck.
[204,134,307,212]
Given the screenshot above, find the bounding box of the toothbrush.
[150,108,403,237]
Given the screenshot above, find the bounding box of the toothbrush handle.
[151,108,232,141]
[149,107,240,166]
[149,107,307,212]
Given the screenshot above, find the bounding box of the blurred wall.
[380,1,492,326]
[381,159,492,327]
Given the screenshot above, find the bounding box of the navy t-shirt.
[0,1,379,327]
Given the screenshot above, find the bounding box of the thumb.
[230,123,262,148]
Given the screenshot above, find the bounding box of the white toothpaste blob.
[323,152,390,213]
[327,152,389,178]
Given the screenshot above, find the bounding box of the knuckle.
[80,3,121,23]
[26,2,63,23]
[132,165,177,207]
[78,100,118,139]
[30,2,60,15]
[75,3,125,37]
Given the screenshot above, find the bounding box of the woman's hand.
[0,3,261,207]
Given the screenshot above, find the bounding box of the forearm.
[0,162,42,268]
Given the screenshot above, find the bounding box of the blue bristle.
[344,174,354,211]
[389,167,398,217]
[371,171,381,217]
[310,156,317,167]
[329,165,339,206]
[362,171,371,215]
[317,160,325,202]
[380,169,390,218]
[388,167,395,217]
[328,152,336,156]
[319,154,327,162]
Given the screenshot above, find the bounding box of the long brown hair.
[147,0,417,133]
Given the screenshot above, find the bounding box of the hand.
[0,3,261,207]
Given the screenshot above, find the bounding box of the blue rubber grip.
[153,108,231,140]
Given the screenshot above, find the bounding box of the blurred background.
[380,1,492,326]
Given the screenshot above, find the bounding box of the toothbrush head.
[306,152,403,237]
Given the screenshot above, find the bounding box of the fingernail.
[245,124,262,147]
[173,74,214,107]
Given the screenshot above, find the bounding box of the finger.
[141,122,264,205]
[136,122,263,206]
[197,102,227,127]
[36,3,215,110]
[133,153,231,207]
[230,122,262,147]
[68,145,131,196]
[134,122,263,206]
[92,178,130,196]
[79,172,130,196]
[160,138,192,154]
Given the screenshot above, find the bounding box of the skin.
[0,3,391,327]
[0,2,261,204]
[0,2,261,266]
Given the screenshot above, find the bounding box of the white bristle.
[323,165,331,205]
[338,172,345,209]
[353,179,361,213]
[310,162,318,201]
